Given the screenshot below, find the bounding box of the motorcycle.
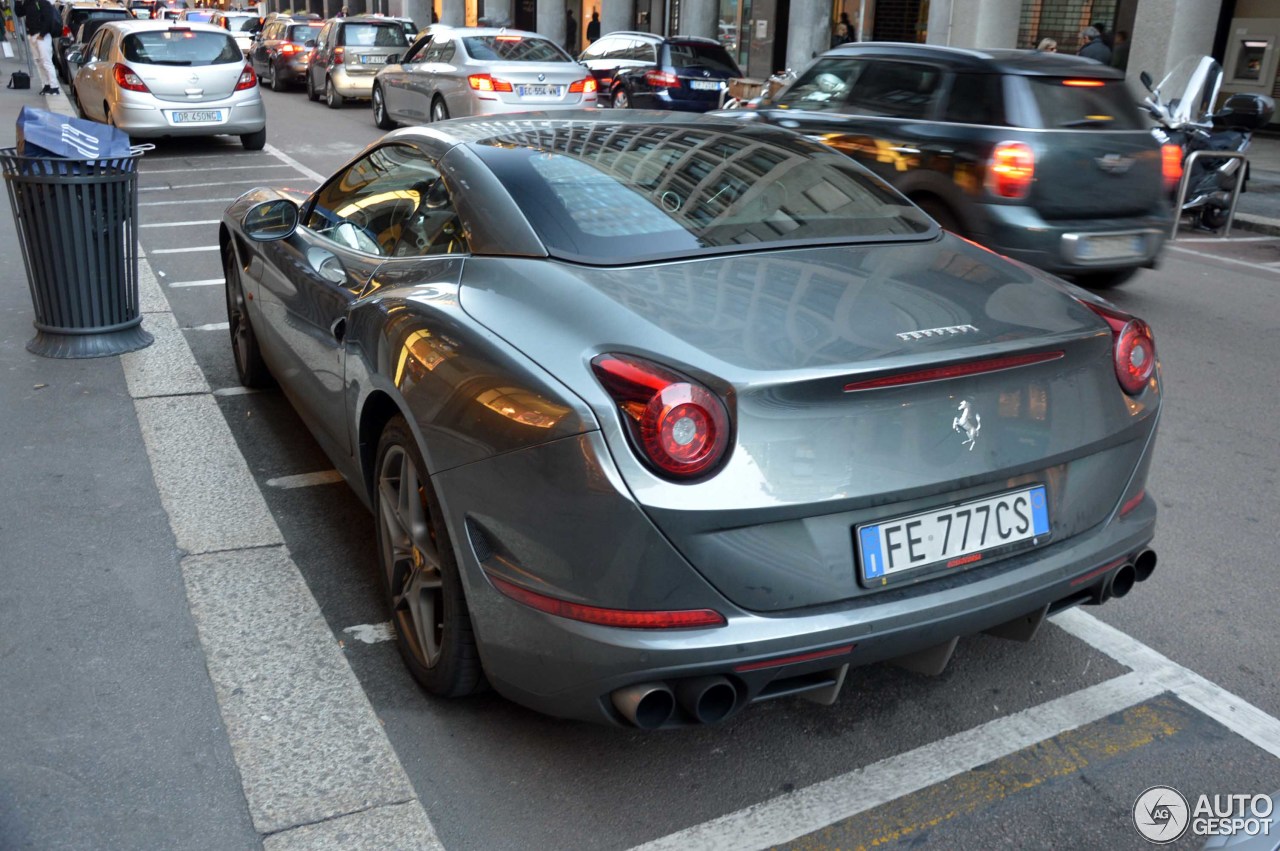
[1140,56,1274,231]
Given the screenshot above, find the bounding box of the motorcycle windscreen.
[1158,56,1223,126]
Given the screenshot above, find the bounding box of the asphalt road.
[131,88,1280,851]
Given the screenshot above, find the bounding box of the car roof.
[823,42,1125,78]
[99,19,228,33]
[431,26,548,38]
[598,30,722,46]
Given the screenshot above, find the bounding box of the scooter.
[1140,56,1274,231]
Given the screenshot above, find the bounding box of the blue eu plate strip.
[1031,486,1050,536]
[860,526,883,579]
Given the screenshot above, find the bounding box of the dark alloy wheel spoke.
[378,445,445,667]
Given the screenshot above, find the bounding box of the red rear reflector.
[733,644,855,673]
[1063,79,1105,87]
[1070,557,1127,587]
[947,552,983,568]
[987,141,1035,198]
[842,351,1063,393]
[1161,143,1184,192]
[1120,489,1146,517]
[488,574,726,629]
[468,73,512,92]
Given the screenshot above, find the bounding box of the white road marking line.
[143,164,295,175]
[1053,609,1280,760]
[342,622,395,644]
[140,179,266,192]
[142,198,236,207]
[1175,235,1275,243]
[265,470,345,489]
[142,220,221,228]
[187,322,231,331]
[168,278,223,288]
[152,246,218,254]
[264,142,327,184]
[1168,244,1280,274]
[212,386,263,397]
[632,672,1164,851]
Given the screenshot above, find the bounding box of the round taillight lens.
[1114,319,1155,394]
[591,354,731,480]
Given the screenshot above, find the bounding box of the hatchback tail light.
[235,64,256,90]
[987,141,1035,199]
[645,69,680,88]
[1084,302,1156,395]
[113,63,150,93]
[569,77,597,93]
[61,25,71,38]
[279,42,299,55]
[591,353,731,480]
[1161,143,1183,193]
[468,73,513,92]
[332,46,344,66]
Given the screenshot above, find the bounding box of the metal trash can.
[1,148,152,358]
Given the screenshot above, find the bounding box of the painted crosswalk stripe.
[152,246,219,254]
[265,470,345,489]
[168,278,223,288]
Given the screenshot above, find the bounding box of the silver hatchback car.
[371,27,596,128]
[71,20,267,149]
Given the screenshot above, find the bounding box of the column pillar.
[679,0,715,38]
[483,0,512,25]
[538,1,566,45]
[785,0,826,72]
[601,0,630,37]
[404,0,433,27]
[925,0,1020,49]
[1127,0,1222,86]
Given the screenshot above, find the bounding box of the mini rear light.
[1062,79,1105,87]
[468,73,512,92]
[494,34,523,42]
[1161,143,1183,192]
[987,141,1035,199]
[113,63,150,93]
[488,574,726,629]
[843,351,1064,393]
[568,77,596,93]
[645,69,680,88]
[235,63,256,90]
[1084,301,1156,395]
[591,353,731,480]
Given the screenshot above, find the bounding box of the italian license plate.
[857,486,1050,585]
[1079,234,1145,261]
[689,79,722,91]
[517,84,560,97]
[361,54,387,64]
[171,110,223,124]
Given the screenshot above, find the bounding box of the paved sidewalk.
[0,44,260,851]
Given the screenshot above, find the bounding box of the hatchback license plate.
[517,84,560,97]
[361,54,387,64]
[171,110,223,124]
[857,486,1049,584]
[689,79,722,91]
[1078,234,1145,261]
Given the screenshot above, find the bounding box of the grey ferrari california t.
[219,111,1160,729]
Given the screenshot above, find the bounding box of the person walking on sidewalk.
[20,0,59,94]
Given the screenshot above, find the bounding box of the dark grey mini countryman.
[731,44,1175,288]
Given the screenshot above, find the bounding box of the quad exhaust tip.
[612,676,742,728]
[1107,562,1137,599]
[1134,548,1157,582]
[611,682,675,730]
[676,675,738,725]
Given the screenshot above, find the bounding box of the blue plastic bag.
[15,106,133,160]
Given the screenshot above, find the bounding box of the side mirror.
[243,198,299,241]
[386,53,399,65]
[304,38,316,48]
[1139,71,1153,92]
[66,48,84,65]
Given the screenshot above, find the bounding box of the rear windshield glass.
[223,15,259,32]
[666,41,739,74]
[1024,77,1145,129]
[181,11,213,21]
[340,23,407,47]
[287,24,319,42]
[71,9,130,26]
[462,35,568,62]
[773,56,860,111]
[123,30,242,65]
[471,123,931,263]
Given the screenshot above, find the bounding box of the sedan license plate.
[517,84,560,98]
[170,110,223,124]
[1078,234,1145,261]
[689,79,722,91]
[361,54,387,64]
[858,486,1049,585]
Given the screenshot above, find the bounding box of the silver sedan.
[71,20,266,149]
[371,26,596,128]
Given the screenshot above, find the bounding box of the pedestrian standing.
[831,22,849,49]
[1077,26,1110,64]
[21,0,59,95]
[564,7,579,55]
[585,9,599,45]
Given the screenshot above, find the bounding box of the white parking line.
[152,246,219,255]
[265,142,328,184]
[1168,244,1280,274]
[143,164,296,175]
[342,622,396,644]
[142,220,221,228]
[1174,235,1274,243]
[212,386,264,397]
[187,322,231,331]
[168,278,223,288]
[141,198,236,207]
[140,179,267,192]
[265,470,346,489]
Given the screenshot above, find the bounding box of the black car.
[55,2,130,84]
[731,43,1176,287]
[579,31,740,112]
[249,14,321,91]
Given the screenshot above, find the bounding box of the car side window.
[844,60,942,120]
[304,144,466,259]
[582,36,612,59]
[436,41,455,63]
[402,35,429,63]
[943,72,1006,126]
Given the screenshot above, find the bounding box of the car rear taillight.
[332,46,344,66]
[61,25,71,37]
[279,42,299,55]
[235,64,256,90]
[1084,302,1156,395]
[113,63,150,93]
[987,141,1035,199]
[645,69,679,88]
[468,73,513,92]
[591,353,731,480]
[569,77,596,93]
[1161,143,1183,193]
[1062,79,1105,87]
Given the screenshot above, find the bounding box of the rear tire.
[1074,268,1139,289]
[306,70,319,101]
[372,85,396,129]
[325,77,344,109]
[241,127,267,150]
[269,61,286,92]
[1199,204,1230,231]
